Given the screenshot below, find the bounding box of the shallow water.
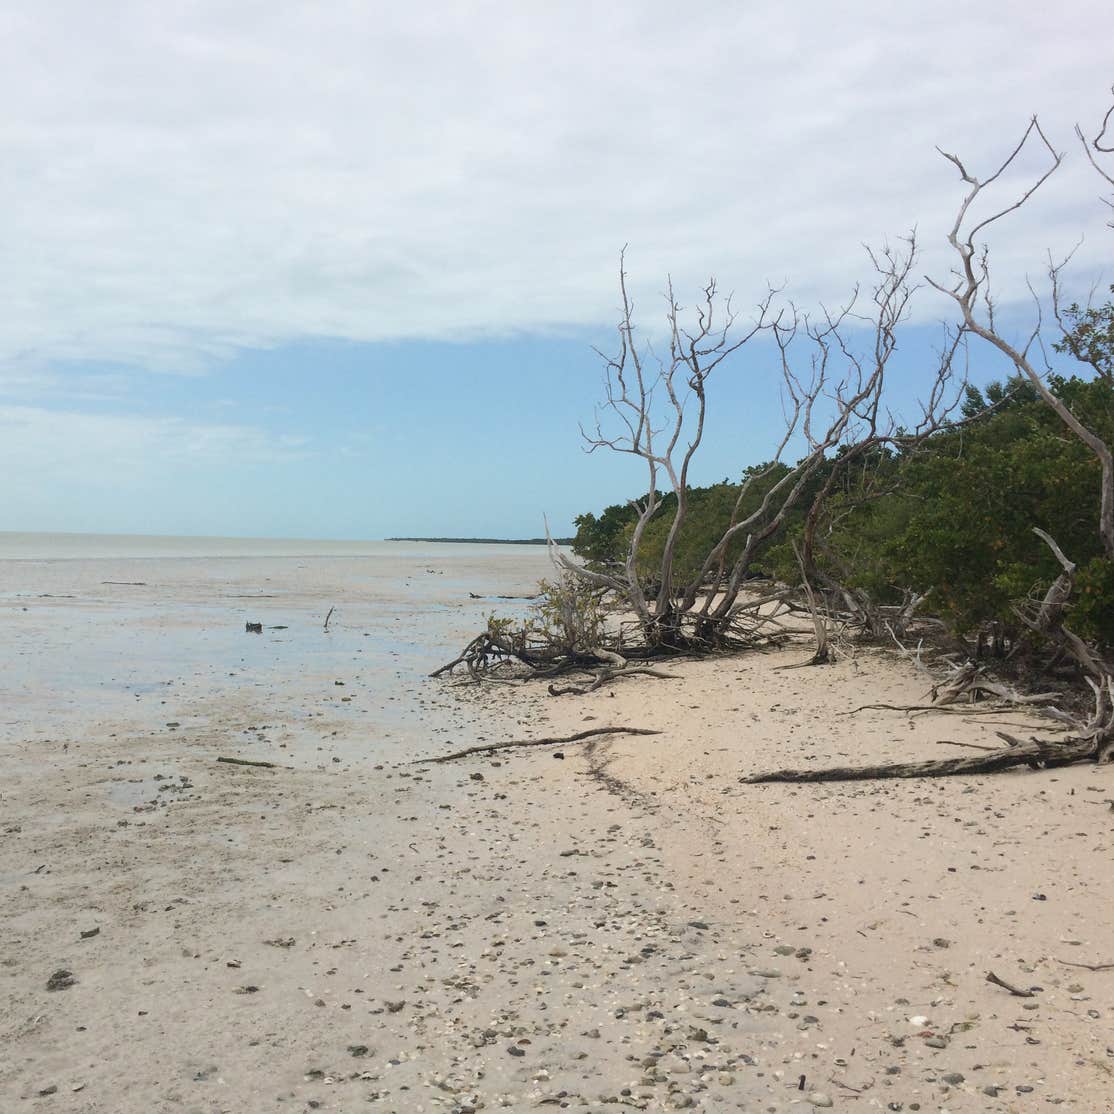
[0,538,555,762]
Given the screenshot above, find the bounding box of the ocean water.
[0,534,556,762]
[0,531,549,561]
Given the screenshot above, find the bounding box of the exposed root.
[929,661,1060,707]
[548,666,680,697]
[431,629,676,685]
[986,971,1036,998]
[416,726,662,765]
[742,731,1107,784]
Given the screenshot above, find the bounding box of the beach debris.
[742,731,1106,783]
[216,756,277,769]
[548,665,680,697]
[417,726,661,765]
[245,622,263,634]
[468,591,540,600]
[1057,957,1114,970]
[45,969,77,991]
[986,970,1036,997]
[324,606,335,631]
[432,621,687,695]
[79,927,100,940]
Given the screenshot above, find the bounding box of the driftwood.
[431,628,579,680]
[548,666,679,696]
[839,702,1052,717]
[986,971,1036,998]
[417,726,661,765]
[743,732,1102,784]
[930,662,1059,707]
[324,606,335,631]
[468,591,540,600]
[431,624,688,691]
[1058,958,1114,971]
[217,756,277,769]
[786,539,831,666]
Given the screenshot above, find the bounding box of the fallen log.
[417,726,661,765]
[468,591,540,600]
[986,970,1035,998]
[217,756,278,769]
[742,733,1102,784]
[935,739,998,751]
[839,701,1056,717]
[547,667,679,697]
[1057,958,1114,971]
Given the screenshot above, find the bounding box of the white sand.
[2,552,1112,1112]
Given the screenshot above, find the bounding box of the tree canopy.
[571,298,1114,649]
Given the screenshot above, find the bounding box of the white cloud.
[0,403,312,532]
[0,0,1111,372]
[0,404,306,483]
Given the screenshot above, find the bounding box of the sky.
[1,1,1111,539]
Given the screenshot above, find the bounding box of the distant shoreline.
[0,532,573,561]
[386,536,573,546]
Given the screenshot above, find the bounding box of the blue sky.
[1,1,1111,539]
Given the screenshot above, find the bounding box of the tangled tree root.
[547,666,680,696]
[743,730,1110,784]
[416,726,661,765]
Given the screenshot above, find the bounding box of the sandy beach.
[2,543,1112,1112]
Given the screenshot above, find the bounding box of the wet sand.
[2,549,1112,1112]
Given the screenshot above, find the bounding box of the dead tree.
[750,93,1114,784]
[549,252,781,650]
[930,105,1114,764]
[790,239,966,640]
[553,244,962,652]
[437,244,964,682]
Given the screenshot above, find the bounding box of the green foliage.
[812,373,1113,644]
[571,500,647,566]
[485,613,519,641]
[1075,557,1114,642]
[529,574,608,652]
[1053,286,1114,378]
[571,466,805,589]
[570,299,1114,650]
[629,482,736,583]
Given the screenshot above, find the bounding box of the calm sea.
[0,531,548,561]
[0,533,555,763]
